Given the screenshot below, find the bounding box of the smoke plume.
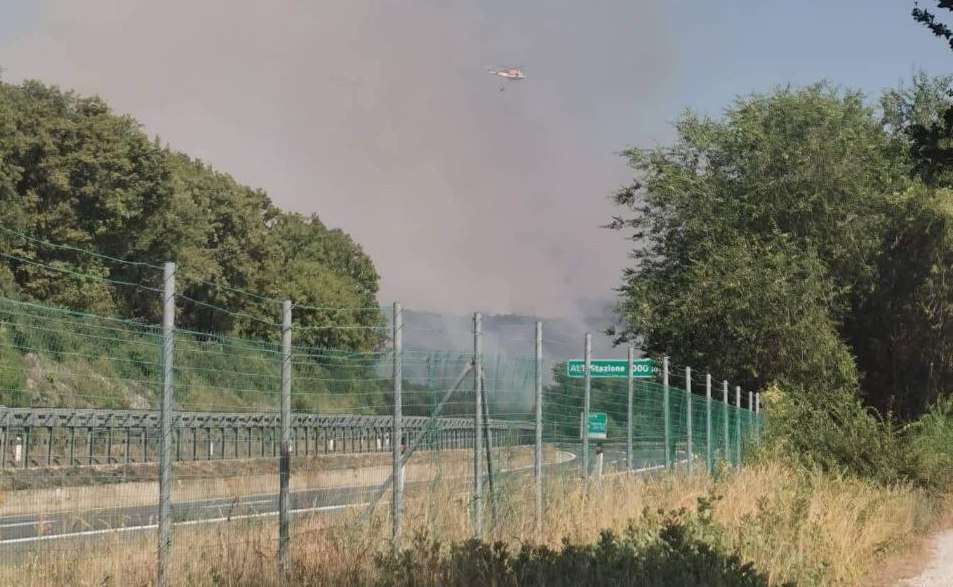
[0,0,680,318]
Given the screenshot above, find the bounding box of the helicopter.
[487,67,525,90]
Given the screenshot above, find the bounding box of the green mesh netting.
[0,296,161,409]
[0,295,761,473]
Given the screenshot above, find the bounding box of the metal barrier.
[0,408,534,468]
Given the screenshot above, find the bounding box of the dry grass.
[0,459,946,586]
[565,463,943,586]
[715,462,943,585]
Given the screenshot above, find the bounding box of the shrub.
[757,384,907,485]
[904,394,953,490]
[373,502,776,587]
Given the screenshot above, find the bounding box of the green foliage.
[882,71,953,131]
[853,74,953,416]
[608,78,953,420]
[881,71,953,191]
[609,83,902,395]
[0,78,384,352]
[374,508,773,587]
[847,184,953,416]
[904,394,953,490]
[757,385,908,485]
[756,380,953,491]
[618,236,857,392]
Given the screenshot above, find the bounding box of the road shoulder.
[859,525,953,587]
[891,529,953,587]
[860,534,935,587]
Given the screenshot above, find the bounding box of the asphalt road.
[0,484,379,544]
[0,445,667,555]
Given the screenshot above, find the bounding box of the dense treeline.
[0,78,383,351]
[608,74,953,421]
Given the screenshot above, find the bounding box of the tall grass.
[1,459,943,586]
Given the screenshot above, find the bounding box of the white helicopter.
[487,67,525,90]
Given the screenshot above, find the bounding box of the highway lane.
[0,455,567,549]
[0,484,379,543]
[0,446,668,555]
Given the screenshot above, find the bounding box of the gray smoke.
[391,304,628,360]
[0,0,679,318]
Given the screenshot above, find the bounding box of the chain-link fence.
[0,268,762,585]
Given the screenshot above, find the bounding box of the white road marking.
[0,502,368,545]
[0,521,43,528]
[202,499,271,509]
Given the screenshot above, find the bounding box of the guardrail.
[0,408,534,469]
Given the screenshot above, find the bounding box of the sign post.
[580,411,607,440]
[567,359,655,379]
[582,335,591,479]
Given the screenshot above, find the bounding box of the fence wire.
[0,294,761,584]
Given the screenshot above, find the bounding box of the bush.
[904,394,953,490]
[373,501,776,587]
[758,384,907,485]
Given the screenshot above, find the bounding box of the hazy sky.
[1,0,951,318]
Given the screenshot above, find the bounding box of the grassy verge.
[1,458,944,586]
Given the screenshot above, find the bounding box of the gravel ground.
[899,530,953,586]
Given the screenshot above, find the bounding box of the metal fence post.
[663,357,671,469]
[582,333,591,480]
[755,392,761,441]
[392,302,403,549]
[534,321,543,539]
[722,380,729,465]
[472,312,483,537]
[626,346,634,472]
[747,390,754,451]
[479,368,497,528]
[685,367,692,473]
[705,373,713,473]
[735,386,742,465]
[157,262,175,587]
[279,300,292,581]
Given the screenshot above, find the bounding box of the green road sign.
[582,411,607,439]
[566,359,656,378]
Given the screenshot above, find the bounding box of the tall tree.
[608,83,905,394]
[851,74,953,416]
[848,183,953,416]
[267,212,385,350]
[0,81,175,316]
[0,77,385,352]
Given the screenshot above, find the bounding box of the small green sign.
[566,359,655,378]
[583,412,607,439]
